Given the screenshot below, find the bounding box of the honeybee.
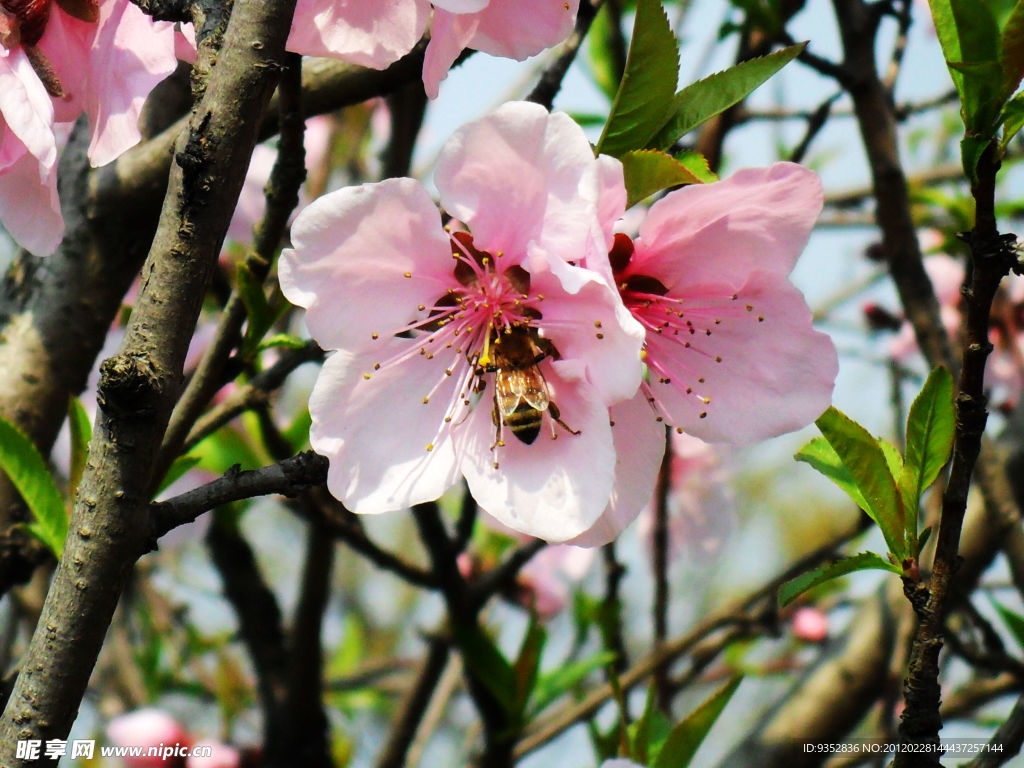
[479,326,579,445]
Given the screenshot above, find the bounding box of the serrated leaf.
[596,0,679,157]
[0,417,67,557]
[795,436,869,517]
[674,151,718,183]
[67,396,92,503]
[990,595,1024,649]
[778,552,902,607]
[530,650,617,717]
[900,366,955,543]
[513,620,546,716]
[649,43,804,150]
[815,407,908,559]
[621,149,704,207]
[653,677,742,768]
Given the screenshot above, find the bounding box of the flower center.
[0,0,51,47]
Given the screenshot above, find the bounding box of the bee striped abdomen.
[503,403,543,444]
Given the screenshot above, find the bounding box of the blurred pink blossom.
[881,252,1024,411]
[516,543,596,617]
[225,115,334,248]
[791,606,829,643]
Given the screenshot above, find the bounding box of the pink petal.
[421,9,477,98]
[288,0,429,69]
[280,179,454,350]
[530,265,644,405]
[309,345,466,512]
[646,272,837,443]
[434,102,606,268]
[568,392,665,547]
[631,163,823,290]
[0,132,63,255]
[467,0,578,59]
[81,0,178,166]
[457,360,615,542]
[0,50,57,168]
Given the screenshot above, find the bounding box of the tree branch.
[0,1,299,760]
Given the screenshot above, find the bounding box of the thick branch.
[0,1,298,760]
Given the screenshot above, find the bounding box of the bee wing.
[506,368,549,411]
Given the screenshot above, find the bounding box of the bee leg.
[548,402,581,438]
[489,404,506,465]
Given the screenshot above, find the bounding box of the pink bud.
[791,607,829,643]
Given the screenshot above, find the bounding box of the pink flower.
[572,163,838,546]
[0,0,178,254]
[422,0,580,98]
[286,0,579,98]
[106,709,191,768]
[280,101,644,541]
[791,606,829,643]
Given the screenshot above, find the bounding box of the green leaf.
[1000,1,1024,99]
[621,149,705,207]
[928,0,966,99]
[991,595,1024,649]
[0,417,67,557]
[795,436,869,516]
[596,0,679,157]
[452,621,518,717]
[900,366,955,543]
[257,333,308,352]
[653,677,742,768]
[649,43,804,150]
[961,134,993,181]
[951,59,1006,133]
[815,407,908,559]
[530,650,617,717]
[513,620,546,715]
[778,552,902,607]
[674,151,718,183]
[585,2,624,101]
[1000,93,1024,149]
[67,396,92,503]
